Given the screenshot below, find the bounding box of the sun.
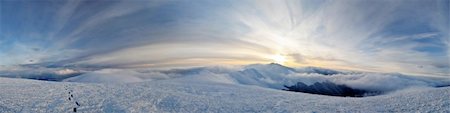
[271,54,287,64]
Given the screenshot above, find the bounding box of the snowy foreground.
[1,64,449,112]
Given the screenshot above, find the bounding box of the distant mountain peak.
[245,63,342,75]
[242,63,296,76]
[268,63,295,69]
[268,62,283,66]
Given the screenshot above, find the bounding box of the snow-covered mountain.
[63,69,144,83]
[63,63,449,92]
[1,63,449,112]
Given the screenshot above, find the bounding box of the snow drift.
[1,76,449,112]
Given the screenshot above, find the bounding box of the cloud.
[0,0,448,76]
[60,64,450,94]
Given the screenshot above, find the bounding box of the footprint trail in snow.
[64,85,81,112]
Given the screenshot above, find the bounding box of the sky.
[0,0,449,76]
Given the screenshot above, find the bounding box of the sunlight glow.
[271,54,287,64]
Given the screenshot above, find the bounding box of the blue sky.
[0,0,449,76]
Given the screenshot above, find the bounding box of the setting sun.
[271,54,287,64]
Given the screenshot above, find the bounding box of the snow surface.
[1,63,449,112]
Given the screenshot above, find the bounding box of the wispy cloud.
[0,0,448,76]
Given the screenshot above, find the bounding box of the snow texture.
[0,63,449,112]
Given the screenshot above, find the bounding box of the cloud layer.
[62,64,450,95]
[1,0,448,76]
